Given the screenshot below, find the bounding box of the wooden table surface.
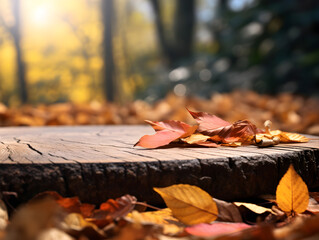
[0,125,318,205]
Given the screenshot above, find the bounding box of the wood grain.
[0,125,318,205]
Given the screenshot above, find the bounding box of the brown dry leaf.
[127,209,183,235]
[154,184,218,225]
[276,164,309,214]
[214,199,243,222]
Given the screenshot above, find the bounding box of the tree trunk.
[102,0,116,102]
[12,0,28,103]
[150,0,195,68]
[173,0,195,62]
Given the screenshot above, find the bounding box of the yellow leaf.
[126,209,182,235]
[181,133,210,144]
[279,132,308,143]
[221,142,242,147]
[269,130,308,143]
[154,184,218,225]
[276,164,309,214]
[64,213,98,231]
[234,202,275,215]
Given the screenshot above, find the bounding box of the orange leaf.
[135,120,197,148]
[272,131,309,143]
[276,164,309,214]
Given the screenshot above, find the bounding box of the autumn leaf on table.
[154,184,218,225]
[188,109,258,143]
[270,130,309,143]
[256,120,308,146]
[135,120,197,148]
[181,133,218,147]
[276,164,309,215]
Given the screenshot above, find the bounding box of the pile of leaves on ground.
[1,164,319,240]
[0,91,319,135]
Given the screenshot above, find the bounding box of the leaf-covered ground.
[1,165,319,240]
[1,91,319,135]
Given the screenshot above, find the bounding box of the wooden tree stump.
[0,126,318,205]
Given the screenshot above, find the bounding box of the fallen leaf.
[135,120,197,148]
[86,194,136,228]
[99,194,136,220]
[63,213,106,239]
[234,202,274,215]
[185,222,251,237]
[276,164,309,214]
[181,133,210,144]
[154,184,218,225]
[214,199,243,222]
[276,131,309,143]
[187,109,231,133]
[64,213,98,231]
[221,142,242,147]
[127,209,183,235]
[188,110,258,142]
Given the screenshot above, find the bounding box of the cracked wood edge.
[0,126,318,205]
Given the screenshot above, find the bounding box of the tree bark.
[150,0,195,68]
[12,0,28,103]
[102,0,116,102]
[173,0,195,62]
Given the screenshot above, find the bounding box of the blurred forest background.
[0,0,318,133]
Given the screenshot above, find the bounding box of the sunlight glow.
[30,5,51,25]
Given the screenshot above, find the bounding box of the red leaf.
[185,222,251,237]
[87,195,137,228]
[188,109,231,133]
[188,110,258,141]
[135,120,197,148]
